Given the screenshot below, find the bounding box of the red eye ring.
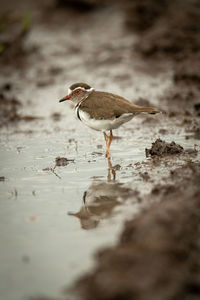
[75,89,82,95]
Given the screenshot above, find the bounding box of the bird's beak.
[59,95,71,102]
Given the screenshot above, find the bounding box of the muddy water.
[0,126,149,300]
[0,5,199,300]
[1,121,198,300]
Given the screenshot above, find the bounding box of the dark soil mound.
[145,139,184,157]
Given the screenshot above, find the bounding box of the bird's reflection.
[68,157,133,230]
[107,157,116,182]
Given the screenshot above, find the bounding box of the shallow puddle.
[0,129,143,300]
[0,124,199,300]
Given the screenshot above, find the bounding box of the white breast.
[75,108,134,131]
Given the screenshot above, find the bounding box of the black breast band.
[76,103,81,121]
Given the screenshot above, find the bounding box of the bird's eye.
[75,89,81,95]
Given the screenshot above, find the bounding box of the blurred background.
[0,1,200,300]
[1,0,200,123]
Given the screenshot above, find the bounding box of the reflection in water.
[68,158,134,230]
[107,157,116,182]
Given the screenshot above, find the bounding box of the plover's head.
[59,82,94,104]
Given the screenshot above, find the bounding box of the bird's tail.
[132,106,161,115]
[141,106,160,114]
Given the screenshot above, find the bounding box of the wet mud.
[145,138,184,157]
[0,91,41,127]
[0,0,200,300]
[125,0,200,59]
[74,161,200,300]
[55,157,75,167]
[0,11,30,62]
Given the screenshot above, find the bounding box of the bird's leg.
[105,130,113,158]
[103,131,109,157]
[103,131,109,145]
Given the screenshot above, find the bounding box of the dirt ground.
[0,0,200,300]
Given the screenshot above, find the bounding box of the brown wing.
[80,91,159,120]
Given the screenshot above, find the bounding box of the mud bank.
[125,0,200,124]
[74,160,200,300]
